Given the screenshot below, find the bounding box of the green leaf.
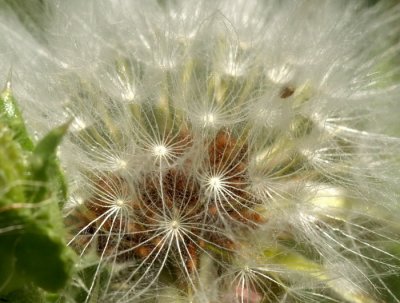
[0,236,23,295]
[0,120,26,211]
[0,283,46,303]
[0,78,33,151]
[15,227,75,292]
[0,86,75,296]
[29,121,70,204]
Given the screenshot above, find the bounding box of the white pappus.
[1,0,400,302]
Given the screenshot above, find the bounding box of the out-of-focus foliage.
[0,82,75,301]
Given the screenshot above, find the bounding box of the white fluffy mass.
[1,0,400,302]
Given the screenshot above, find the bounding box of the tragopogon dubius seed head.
[2,0,400,302]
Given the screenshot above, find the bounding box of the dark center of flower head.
[67,128,264,285]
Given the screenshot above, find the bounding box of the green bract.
[0,81,74,300]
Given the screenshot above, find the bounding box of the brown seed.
[151,236,163,246]
[208,205,218,216]
[135,245,152,258]
[215,131,230,149]
[186,242,198,273]
[280,86,295,98]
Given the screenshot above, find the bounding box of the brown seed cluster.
[67,130,264,274]
[280,86,295,99]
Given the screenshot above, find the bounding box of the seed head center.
[115,199,125,206]
[170,220,180,230]
[153,144,168,157]
[202,113,215,125]
[209,176,222,189]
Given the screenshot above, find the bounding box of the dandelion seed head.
[201,113,216,127]
[169,220,180,230]
[115,199,125,207]
[70,116,88,132]
[3,0,400,302]
[69,194,85,207]
[153,144,169,158]
[207,176,223,191]
[114,158,127,170]
[121,89,135,102]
